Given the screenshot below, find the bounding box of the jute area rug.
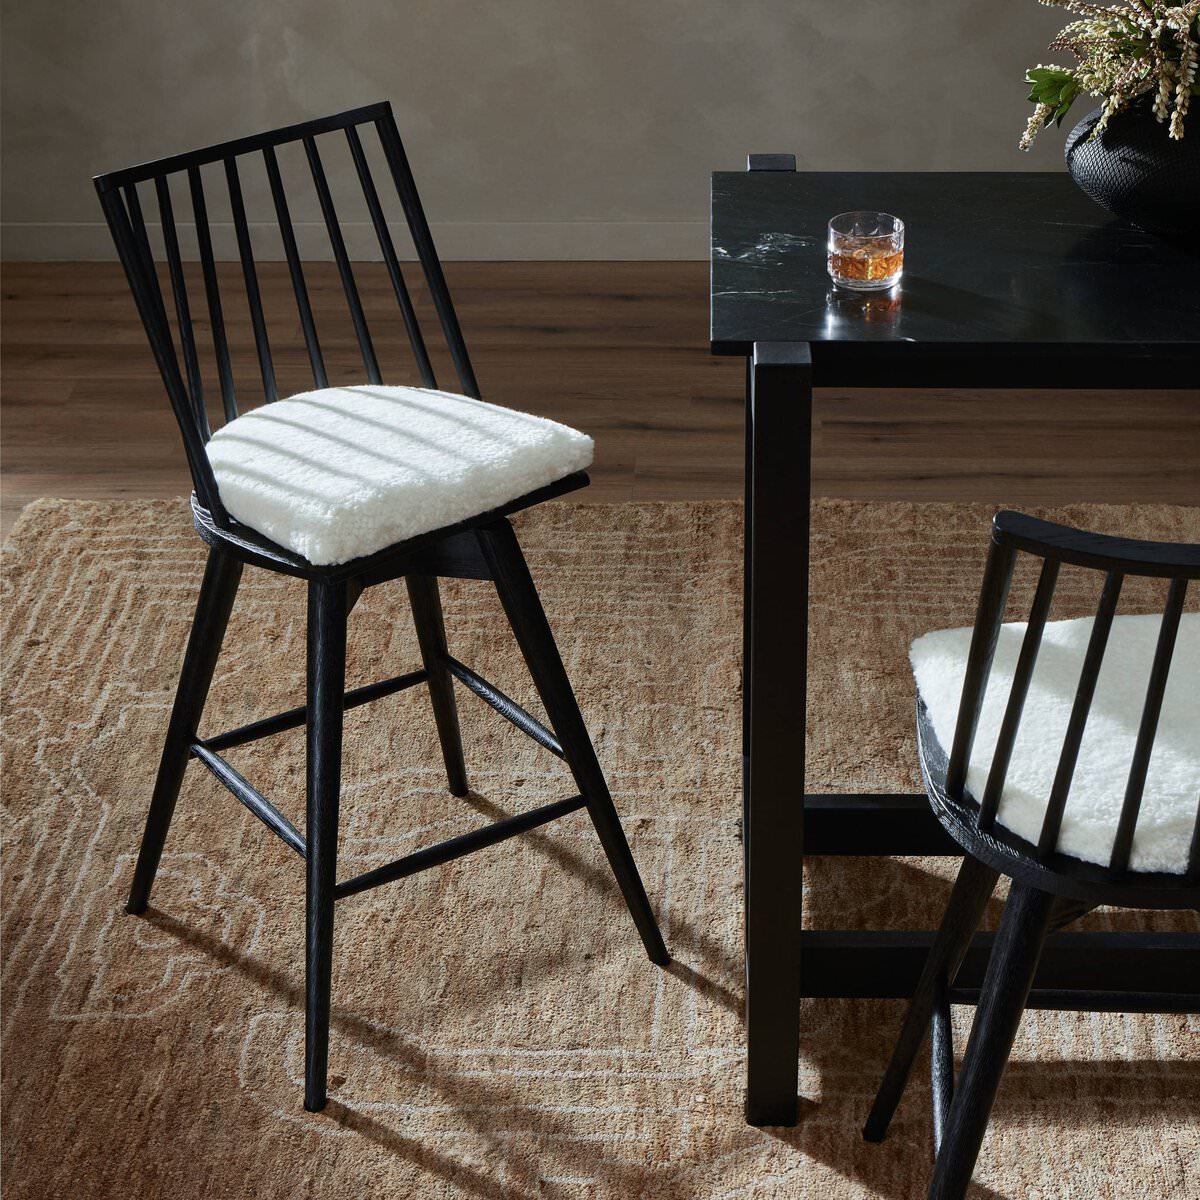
[2,498,1197,1200]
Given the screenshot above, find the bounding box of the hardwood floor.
[2,262,1197,539]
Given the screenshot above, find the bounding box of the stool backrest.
[92,101,478,522]
[948,510,1200,879]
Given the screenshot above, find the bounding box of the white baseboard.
[0,220,709,261]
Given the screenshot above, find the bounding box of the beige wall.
[1,0,1068,260]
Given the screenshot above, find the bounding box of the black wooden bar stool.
[863,511,1199,1198]
[93,102,668,1113]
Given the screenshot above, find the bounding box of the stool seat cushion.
[206,385,593,565]
[911,612,1199,874]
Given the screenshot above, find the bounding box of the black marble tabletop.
[710,171,1199,387]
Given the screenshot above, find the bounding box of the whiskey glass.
[827,211,904,291]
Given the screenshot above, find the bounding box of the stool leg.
[406,574,469,796]
[477,521,669,966]
[930,976,954,1157]
[304,577,347,1112]
[127,548,243,915]
[864,854,999,1142]
[928,881,1055,1200]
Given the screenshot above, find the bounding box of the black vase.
[1064,102,1200,242]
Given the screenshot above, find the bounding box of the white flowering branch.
[1021,0,1200,147]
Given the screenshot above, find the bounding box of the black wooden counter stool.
[93,102,668,1113]
[863,511,1199,1199]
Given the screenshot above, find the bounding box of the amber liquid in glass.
[828,242,904,284]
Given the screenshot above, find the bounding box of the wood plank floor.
[2,262,1197,539]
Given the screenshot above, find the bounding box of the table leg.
[744,341,812,1126]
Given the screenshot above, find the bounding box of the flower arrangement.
[1021,0,1200,148]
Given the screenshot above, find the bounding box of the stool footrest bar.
[444,655,565,759]
[190,743,307,857]
[203,668,428,751]
[335,793,586,899]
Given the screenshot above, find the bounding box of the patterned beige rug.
[2,498,1197,1200]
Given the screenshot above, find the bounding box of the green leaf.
[1026,67,1069,82]
[1026,65,1080,121]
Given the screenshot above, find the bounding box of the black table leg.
[744,341,813,1126]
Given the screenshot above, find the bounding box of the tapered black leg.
[928,882,1055,1200]
[476,520,669,967]
[304,577,347,1113]
[406,574,469,796]
[127,548,243,915]
[929,977,953,1156]
[864,854,999,1142]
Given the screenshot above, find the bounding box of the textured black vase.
[1064,103,1200,241]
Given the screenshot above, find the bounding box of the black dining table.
[709,159,1200,1127]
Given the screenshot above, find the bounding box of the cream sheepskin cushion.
[206,385,593,565]
[911,612,1199,874]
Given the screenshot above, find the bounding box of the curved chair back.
[92,101,479,524]
[947,510,1200,882]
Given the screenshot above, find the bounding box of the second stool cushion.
[911,612,1199,874]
